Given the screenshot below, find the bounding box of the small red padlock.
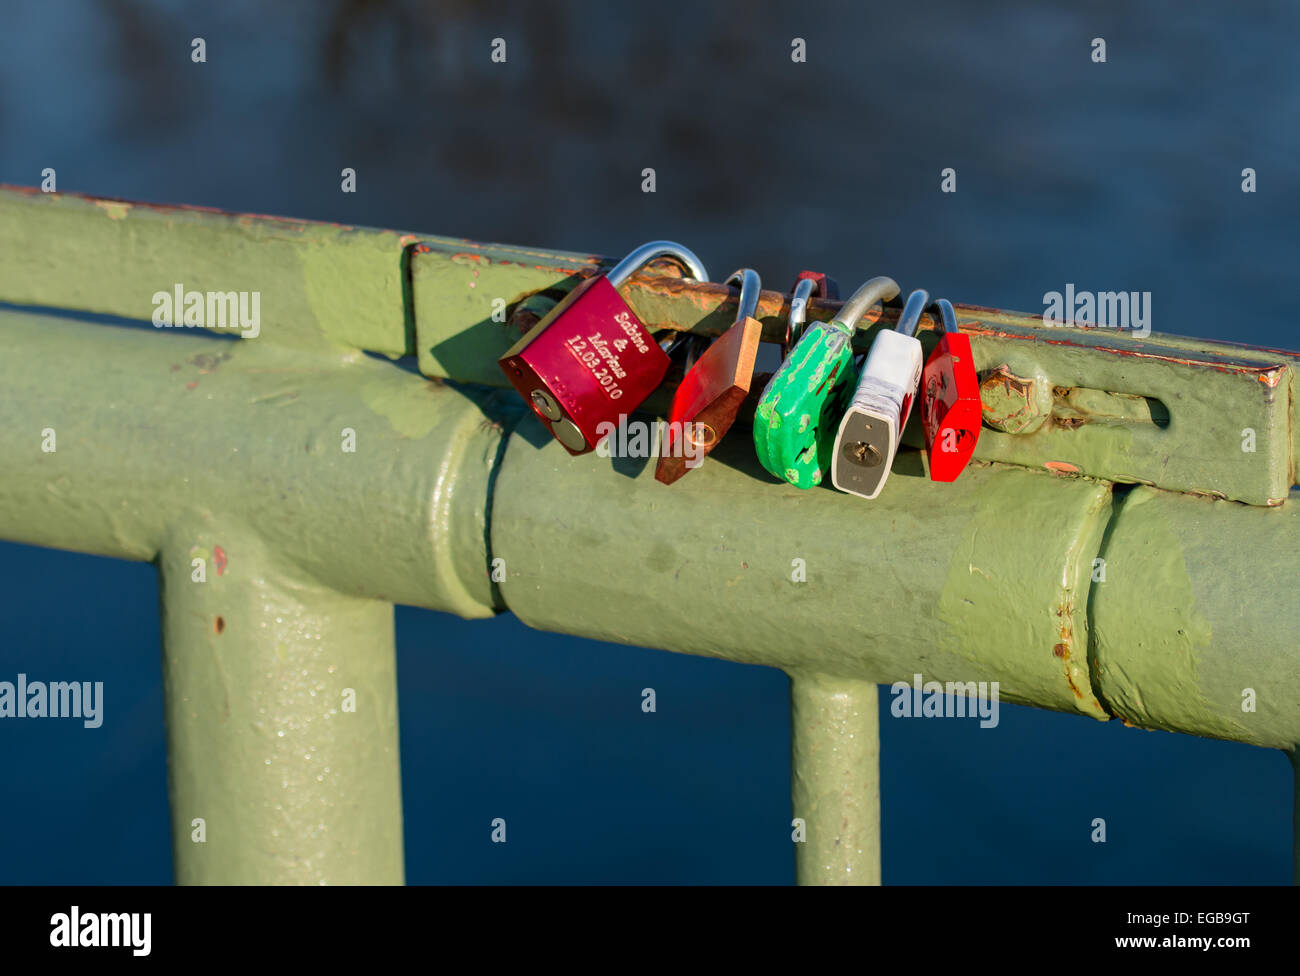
[498,241,709,455]
[921,298,982,481]
[655,268,763,485]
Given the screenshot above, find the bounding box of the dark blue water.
[0,0,1294,883]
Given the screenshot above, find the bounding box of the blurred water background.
[0,0,1295,883]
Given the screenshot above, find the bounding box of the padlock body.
[753,320,855,489]
[921,332,982,482]
[656,315,762,485]
[498,276,670,455]
[831,330,923,499]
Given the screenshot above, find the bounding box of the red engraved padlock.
[655,268,763,485]
[921,298,982,482]
[498,241,709,455]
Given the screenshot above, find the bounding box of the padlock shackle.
[785,277,817,352]
[784,272,842,354]
[925,297,959,334]
[836,276,901,330]
[895,289,930,338]
[606,241,709,289]
[724,268,761,324]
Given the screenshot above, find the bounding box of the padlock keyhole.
[844,440,883,467]
[529,389,562,422]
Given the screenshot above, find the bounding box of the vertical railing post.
[789,671,881,885]
[158,525,404,884]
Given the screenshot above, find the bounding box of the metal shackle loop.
[784,272,839,353]
[726,268,762,324]
[895,289,930,338]
[785,277,816,353]
[606,241,709,288]
[836,276,901,331]
[925,297,959,334]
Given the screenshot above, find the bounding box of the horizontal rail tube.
[0,309,510,618]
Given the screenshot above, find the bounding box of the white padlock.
[831,288,928,499]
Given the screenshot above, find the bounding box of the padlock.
[831,288,928,499]
[655,268,764,485]
[754,275,900,488]
[921,298,982,482]
[498,241,709,455]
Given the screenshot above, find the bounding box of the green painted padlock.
[753,275,900,488]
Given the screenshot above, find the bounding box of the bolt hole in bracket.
[978,365,1172,433]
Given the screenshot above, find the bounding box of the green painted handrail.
[1,186,1297,884]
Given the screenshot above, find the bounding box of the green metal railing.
[1,185,1297,884]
